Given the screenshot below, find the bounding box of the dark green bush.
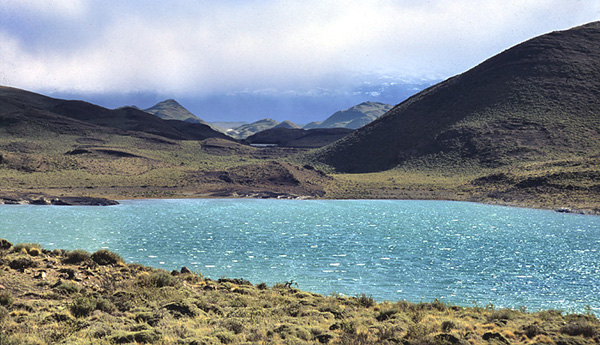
[560,322,598,337]
[356,293,376,308]
[0,238,13,250]
[441,320,456,332]
[95,298,115,313]
[63,249,91,264]
[70,296,96,318]
[53,282,81,295]
[91,249,123,265]
[0,292,13,306]
[256,282,268,290]
[8,257,37,270]
[137,271,177,288]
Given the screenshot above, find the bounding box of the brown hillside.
[0,86,231,141]
[313,22,600,172]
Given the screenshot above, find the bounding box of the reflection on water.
[1,199,599,314]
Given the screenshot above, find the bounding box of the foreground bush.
[63,249,91,264]
[91,249,124,265]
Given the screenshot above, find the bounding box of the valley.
[1,23,600,214]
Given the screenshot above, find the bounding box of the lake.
[1,199,599,314]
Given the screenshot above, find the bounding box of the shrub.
[488,308,515,322]
[0,239,13,250]
[212,331,236,344]
[8,257,38,270]
[356,293,376,308]
[522,324,540,338]
[70,296,97,318]
[95,298,115,313]
[53,282,81,295]
[137,271,177,288]
[441,320,456,332]
[63,249,91,264]
[111,330,160,344]
[12,243,41,255]
[221,319,245,334]
[0,292,13,306]
[560,322,598,337]
[91,249,124,265]
[0,306,8,323]
[257,282,268,290]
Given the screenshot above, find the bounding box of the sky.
[1,1,599,123]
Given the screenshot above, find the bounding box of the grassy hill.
[0,86,229,142]
[227,119,280,139]
[306,22,600,211]
[274,120,301,129]
[314,22,600,172]
[144,99,207,124]
[0,86,330,201]
[246,127,353,148]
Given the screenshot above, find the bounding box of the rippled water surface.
[1,199,599,313]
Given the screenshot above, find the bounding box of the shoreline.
[1,240,599,344]
[2,191,598,216]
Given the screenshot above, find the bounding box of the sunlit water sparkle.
[1,199,599,314]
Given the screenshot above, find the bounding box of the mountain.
[313,22,600,173]
[304,102,392,129]
[210,121,248,130]
[304,120,322,128]
[0,86,231,141]
[144,99,207,124]
[273,120,301,129]
[227,119,280,139]
[245,128,353,148]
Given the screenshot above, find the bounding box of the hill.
[227,119,280,139]
[0,86,230,142]
[304,101,392,129]
[313,22,600,173]
[144,99,207,124]
[273,120,301,129]
[210,121,248,130]
[245,127,353,148]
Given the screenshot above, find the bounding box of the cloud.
[0,0,599,96]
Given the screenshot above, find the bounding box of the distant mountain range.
[204,102,393,140]
[304,102,392,129]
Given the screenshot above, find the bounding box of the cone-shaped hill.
[313,22,600,173]
[144,99,207,124]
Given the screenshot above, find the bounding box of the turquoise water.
[1,199,599,314]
